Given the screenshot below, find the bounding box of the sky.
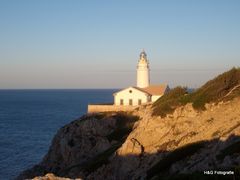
[0,0,240,89]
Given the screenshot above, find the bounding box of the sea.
[0,89,117,180]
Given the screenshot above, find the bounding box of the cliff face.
[17,113,139,180]
[18,98,240,180]
[18,68,240,180]
[85,98,240,180]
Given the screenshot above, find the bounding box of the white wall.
[137,58,149,88]
[114,87,149,106]
[151,95,162,102]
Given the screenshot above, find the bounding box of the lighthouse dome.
[140,50,147,60]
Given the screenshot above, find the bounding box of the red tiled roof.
[141,85,168,95]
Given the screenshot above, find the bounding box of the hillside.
[17,68,240,180]
[153,67,240,117]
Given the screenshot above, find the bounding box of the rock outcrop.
[32,173,82,180]
[18,97,240,180]
[17,113,139,180]
[84,98,240,179]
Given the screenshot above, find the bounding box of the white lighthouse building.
[137,50,150,88]
[88,50,170,113]
[113,50,169,106]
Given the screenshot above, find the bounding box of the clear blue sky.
[0,0,240,89]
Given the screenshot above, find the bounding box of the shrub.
[189,67,240,109]
[152,87,188,117]
[153,67,240,117]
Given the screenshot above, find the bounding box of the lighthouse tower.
[137,50,150,88]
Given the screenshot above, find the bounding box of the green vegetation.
[153,67,240,117]
[188,67,240,109]
[152,87,187,117]
[146,141,206,179]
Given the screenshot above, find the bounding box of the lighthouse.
[89,49,170,112]
[137,50,150,88]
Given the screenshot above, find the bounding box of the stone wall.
[88,104,136,113]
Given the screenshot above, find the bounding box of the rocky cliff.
[17,68,240,180]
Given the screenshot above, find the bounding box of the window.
[148,96,151,102]
[138,99,142,105]
[120,99,124,105]
[129,99,133,106]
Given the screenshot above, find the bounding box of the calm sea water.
[0,89,117,180]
